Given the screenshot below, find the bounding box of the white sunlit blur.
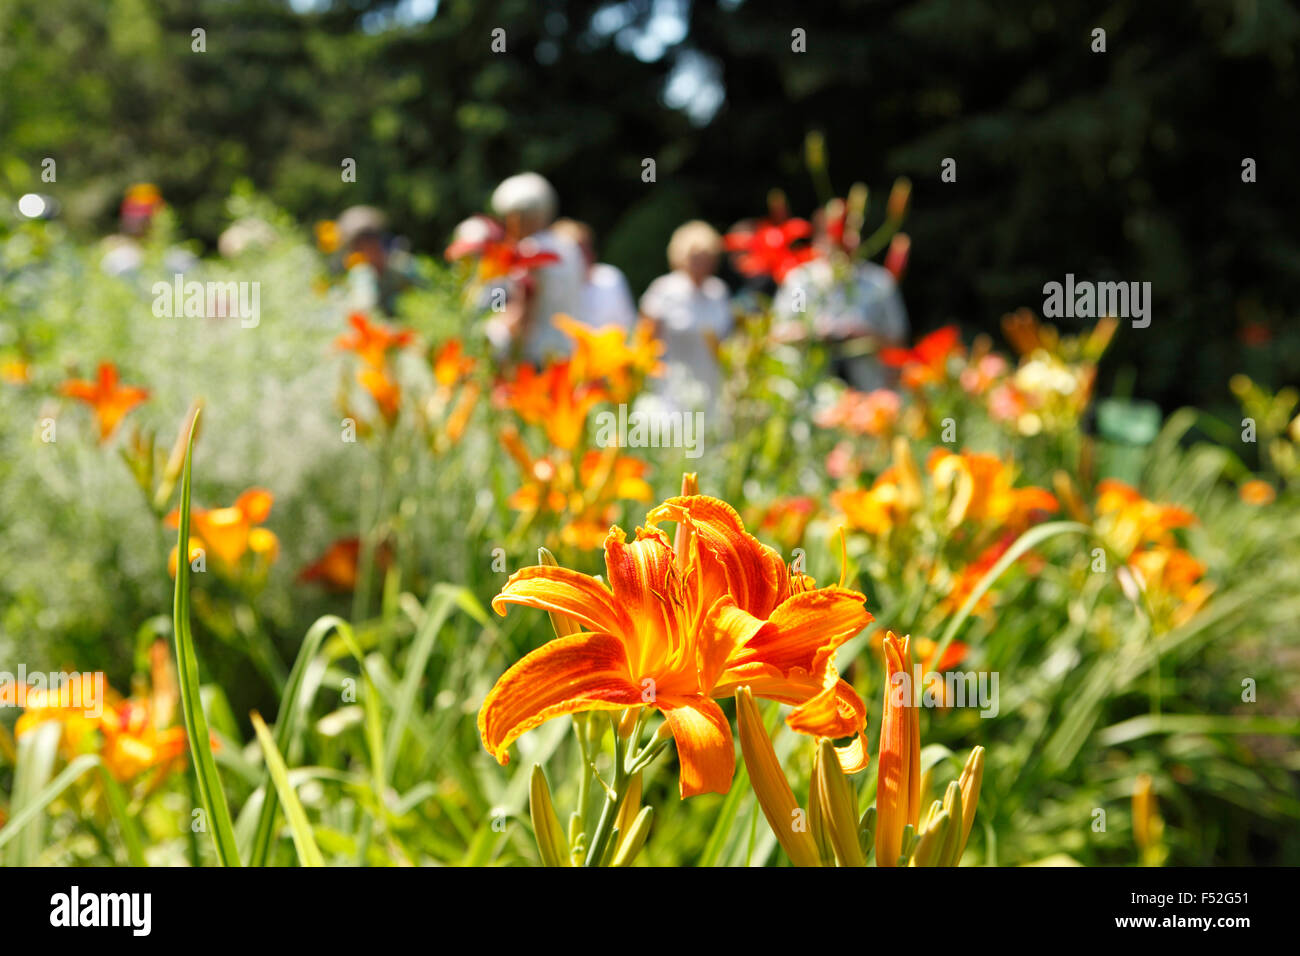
[17,193,47,218]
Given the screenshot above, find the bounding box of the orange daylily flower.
[445,223,561,282]
[14,673,109,760]
[1094,479,1195,558]
[833,483,904,537]
[832,438,924,536]
[876,632,921,867]
[500,361,607,450]
[552,315,664,399]
[432,339,476,387]
[165,488,277,574]
[298,536,392,592]
[927,449,1059,530]
[505,442,654,547]
[1129,545,1213,627]
[98,698,189,782]
[879,326,963,389]
[299,537,363,592]
[2,358,32,384]
[59,362,150,441]
[15,673,192,782]
[335,312,415,369]
[913,637,968,672]
[358,366,402,423]
[1239,479,1276,506]
[753,496,817,552]
[480,495,873,798]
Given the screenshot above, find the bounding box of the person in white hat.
[486,172,585,363]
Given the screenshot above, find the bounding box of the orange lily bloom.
[832,439,923,536]
[1239,479,1276,506]
[358,366,402,423]
[2,358,32,384]
[335,312,415,369]
[480,495,873,797]
[60,362,150,441]
[500,361,607,450]
[879,326,962,389]
[432,339,476,387]
[299,537,363,592]
[15,674,192,782]
[927,449,1059,530]
[553,315,664,399]
[876,632,921,866]
[165,488,277,574]
[14,673,108,760]
[98,698,189,781]
[1094,479,1195,558]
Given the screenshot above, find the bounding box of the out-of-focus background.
[3,0,1297,412]
[2,0,1299,869]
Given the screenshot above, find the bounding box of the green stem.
[583,724,628,867]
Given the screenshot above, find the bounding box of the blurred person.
[217,217,277,259]
[485,172,585,363]
[100,183,196,277]
[336,205,417,315]
[773,200,908,391]
[639,220,732,411]
[100,183,159,276]
[551,218,637,330]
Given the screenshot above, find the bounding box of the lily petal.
[660,695,735,798]
[478,632,641,765]
[727,586,872,678]
[647,495,788,618]
[492,565,631,638]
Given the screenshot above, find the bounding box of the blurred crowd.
[92,171,912,417]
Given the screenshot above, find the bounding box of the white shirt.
[774,259,908,390]
[579,263,638,330]
[775,259,908,342]
[520,229,586,363]
[639,271,732,409]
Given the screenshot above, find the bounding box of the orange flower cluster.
[165,488,278,579]
[496,316,662,546]
[1093,479,1210,627]
[336,312,416,425]
[14,650,195,784]
[834,440,1058,619]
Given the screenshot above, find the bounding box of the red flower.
[724,218,816,281]
[879,326,963,388]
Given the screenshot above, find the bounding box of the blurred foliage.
[2,0,1297,414]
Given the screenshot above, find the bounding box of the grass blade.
[248,614,348,866]
[930,521,1091,668]
[172,408,242,866]
[250,712,324,867]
